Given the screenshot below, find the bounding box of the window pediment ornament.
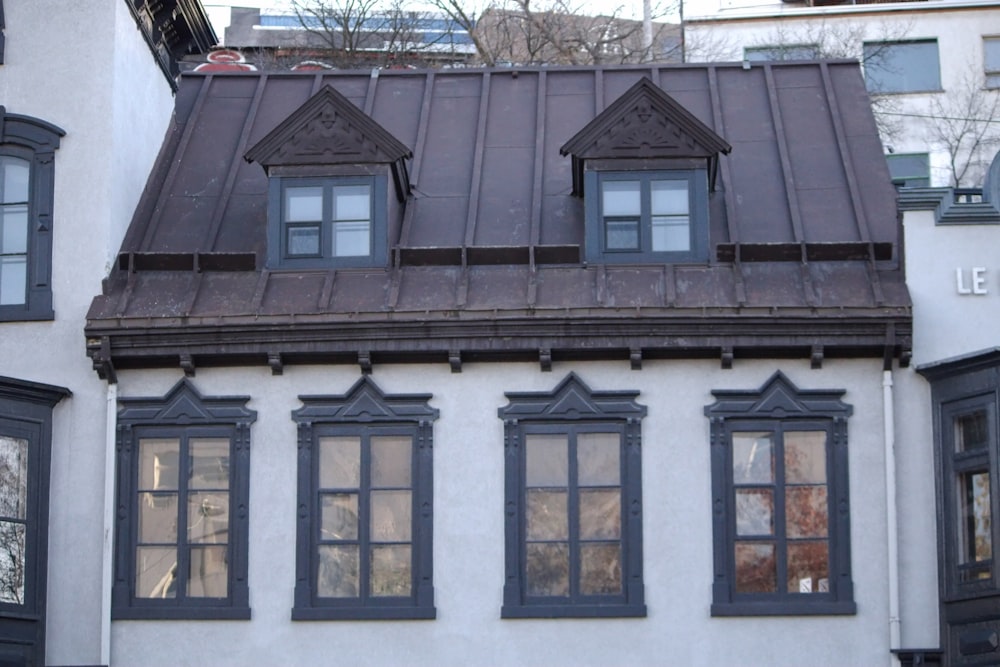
[560,78,731,195]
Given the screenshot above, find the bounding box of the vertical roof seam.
[398,72,435,249]
[463,71,491,249]
[364,68,379,115]
[529,71,547,251]
[764,65,806,246]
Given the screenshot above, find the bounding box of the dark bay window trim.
[705,371,855,616]
[112,379,256,620]
[499,373,646,619]
[292,377,437,621]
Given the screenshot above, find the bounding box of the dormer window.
[245,85,411,270]
[561,78,729,265]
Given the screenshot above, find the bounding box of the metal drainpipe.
[883,369,901,666]
[101,382,117,666]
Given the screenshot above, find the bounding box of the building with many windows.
[683,0,1000,189]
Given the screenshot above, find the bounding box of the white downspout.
[883,369,901,666]
[101,382,117,666]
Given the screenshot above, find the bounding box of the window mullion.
[568,429,581,601]
[359,432,372,603]
[176,434,191,604]
[774,427,789,595]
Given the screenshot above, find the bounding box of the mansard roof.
[86,62,911,378]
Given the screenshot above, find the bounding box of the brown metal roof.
[86,62,910,378]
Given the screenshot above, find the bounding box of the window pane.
[187,492,229,544]
[189,438,229,490]
[985,37,1000,74]
[651,180,688,215]
[605,219,640,251]
[785,431,826,483]
[735,542,776,593]
[579,489,620,540]
[526,434,567,487]
[136,546,177,598]
[526,489,568,540]
[886,153,930,188]
[0,437,28,520]
[319,437,360,488]
[787,541,829,594]
[370,490,411,542]
[0,157,29,204]
[958,471,992,569]
[745,44,819,62]
[0,257,26,306]
[321,493,358,541]
[287,225,320,256]
[333,185,371,221]
[955,410,989,452]
[1,205,28,254]
[864,40,940,93]
[580,543,621,595]
[332,220,370,257]
[735,489,773,536]
[138,493,178,543]
[371,545,411,597]
[577,432,619,486]
[0,522,25,604]
[318,545,359,597]
[786,486,828,538]
[601,180,640,216]
[138,439,179,491]
[188,545,228,598]
[526,542,569,597]
[371,436,411,488]
[285,186,322,222]
[733,432,773,484]
[651,216,690,252]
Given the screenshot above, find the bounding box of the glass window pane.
[0,257,26,306]
[371,545,411,597]
[287,225,320,256]
[319,437,360,488]
[601,180,640,216]
[863,40,940,93]
[985,37,1000,72]
[745,44,819,62]
[135,546,177,598]
[188,545,228,598]
[786,486,828,538]
[733,432,773,484]
[580,543,621,595]
[577,432,619,486]
[651,180,688,215]
[787,540,829,594]
[1,205,28,254]
[321,493,358,541]
[0,522,25,604]
[370,490,411,542]
[955,410,989,452]
[332,220,370,257]
[371,436,411,488]
[605,219,639,251]
[958,471,992,567]
[579,489,620,540]
[0,158,29,204]
[187,492,229,544]
[526,434,567,487]
[735,542,776,593]
[735,488,773,536]
[651,216,689,252]
[0,437,28,520]
[526,542,569,597]
[886,153,930,188]
[285,186,322,222]
[526,489,568,540]
[138,493,178,543]
[785,431,827,483]
[333,185,371,221]
[317,545,359,598]
[138,439,179,491]
[189,438,229,490]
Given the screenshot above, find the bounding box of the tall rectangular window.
[0,156,29,306]
[985,37,1000,89]
[863,40,941,94]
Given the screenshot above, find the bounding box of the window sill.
[502,603,647,619]
[711,599,856,617]
[112,606,251,621]
[0,307,54,323]
[292,605,436,621]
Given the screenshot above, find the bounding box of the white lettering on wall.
[956,267,989,295]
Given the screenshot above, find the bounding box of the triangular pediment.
[294,376,438,424]
[704,372,852,420]
[560,78,731,161]
[499,373,646,421]
[245,85,412,169]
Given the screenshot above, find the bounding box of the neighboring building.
[82,60,922,665]
[0,1,215,665]
[682,0,1000,188]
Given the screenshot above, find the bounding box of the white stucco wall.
[110,357,895,667]
[0,1,177,663]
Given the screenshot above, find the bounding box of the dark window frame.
[705,371,856,616]
[863,39,942,95]
[499,373,646,619]
[984,36,1000,89]
[112,379,256,620]
[292,376,437,621]
[886,152,930,189]
[0,110,63,322]
[266,170,388,270]
[584,168,709,264]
